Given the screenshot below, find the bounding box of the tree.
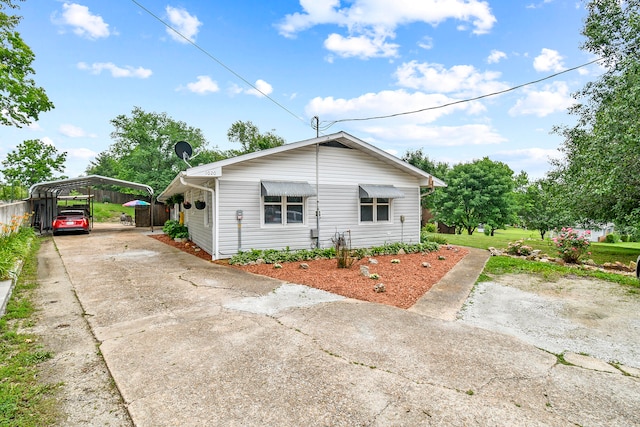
[1,139,67,187]
[402,149,450,211]
[0,0,54,127]
[225,120,285,155]
[519,179,571,239]
[87,107,214,194]
[551,0,640,229]
[434,157,514,235]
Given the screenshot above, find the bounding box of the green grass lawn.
[428,227,640,266]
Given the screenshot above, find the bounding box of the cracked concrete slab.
[49,225,640,426]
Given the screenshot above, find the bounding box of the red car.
[52,210,90,235]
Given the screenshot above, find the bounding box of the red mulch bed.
[149,233,468,309]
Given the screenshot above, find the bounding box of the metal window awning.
[261,181,317,197]
[359,184,405,199]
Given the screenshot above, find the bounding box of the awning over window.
[359,184,405,199]
[261,181,317,197]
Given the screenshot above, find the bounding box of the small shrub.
[604,233,620,244]
[620,235,629,242]
[552,228,591,263]
[422,223,437,233]
[421,232,448,245]
[506,240,533,256]
[483,227,491,236]
[162,220,189,239]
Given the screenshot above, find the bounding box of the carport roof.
[29,175,154,197]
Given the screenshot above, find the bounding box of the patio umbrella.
[122,200,150,207]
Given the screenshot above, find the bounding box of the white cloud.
[487,50,507,64]
[324,32,399,58]
[306,89,481,125]
[363,123,507,147]
[166,6,202,43]
[493,147,561,178]
[277,0,496,59]
[59,124,96,138]
[67,147,97,160]
[246,79,274,97]
[417,36,433,50]
[533,48,565,72]
[182,76,220,94]
[41,137,55,147]
[57,3,110,39]
[509,81,574,117]
[77,62,152,78]
[394,61,509,97]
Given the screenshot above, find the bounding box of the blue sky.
[1,0,600,181]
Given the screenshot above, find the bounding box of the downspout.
[179,175,218,260]
[215,177,219,260]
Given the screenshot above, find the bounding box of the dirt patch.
[460,274,640,368]
[149,234,468,309]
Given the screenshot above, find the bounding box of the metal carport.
[29,175,155,232]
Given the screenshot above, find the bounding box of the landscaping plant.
[0,213,34,280]
[552,227,591,263]
[162,220,189,239]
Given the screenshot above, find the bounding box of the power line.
[131,0,602,136]
[130,0,308,128]
[320,57,604,130]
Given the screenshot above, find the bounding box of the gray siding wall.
[212,144,423,258]
[183,188,214,256]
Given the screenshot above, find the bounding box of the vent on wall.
[320,141,351,149]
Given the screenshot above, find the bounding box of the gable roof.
[158,131,445,202]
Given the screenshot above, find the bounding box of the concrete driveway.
[50,224,640,426]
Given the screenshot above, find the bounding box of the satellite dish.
[174,141,193,161]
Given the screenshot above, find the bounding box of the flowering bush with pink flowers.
[552,227,591,263]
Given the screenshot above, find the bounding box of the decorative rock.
[360,265,370,277]
[488,247,503,256]
[373,283,386,293]
[422,262,431,268]
[398,248,406,255]
[368,258,379,264]
[273,263,282,269]
[391,259,400,264]
[438,255,446,260]
[194,248,201,252]
[299,263,309,269]
[256,258,265,265]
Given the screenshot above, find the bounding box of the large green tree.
[402,148,450,211]
[551,0,640,229]
[519,178,571,239]
[1,138,66,187]
[225,120,285,156]
[0,0,54,127]
[434,157,514,235]
[87,107,216,194]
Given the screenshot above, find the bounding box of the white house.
[157,132,446,260]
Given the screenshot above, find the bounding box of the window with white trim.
[264,196,305,225]
[360,197,390,223]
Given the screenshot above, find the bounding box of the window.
[360,197,390,223]
[264,196,305,225]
